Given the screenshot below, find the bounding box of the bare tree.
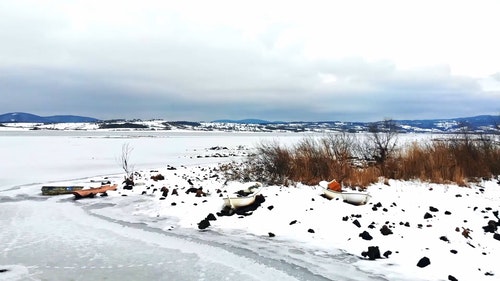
[119,143,134,181]
[366,118,399,177]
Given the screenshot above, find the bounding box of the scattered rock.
[445,211,452,215]
[440,236,450,243]
[450,249,458,254]
[383,250,392,258]
[493,233,500,241]
[206,213,217,221]
[352,219,361,228]
[308,228,315,233]
[0,269,8,273]
[361,246,381,260]
[424,212,433,219]
[267,205,274,210]
[448,275,458,281]
[359,231,373,240]
[151,174,165,181]
[482,220,497,233]
[268,232,275,237]
[198,219,210,230]
[380,225,393,235]
[290,220,298,225]
[429,206,439,212]
[417,256,431,268]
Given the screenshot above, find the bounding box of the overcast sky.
[1,0,499,121]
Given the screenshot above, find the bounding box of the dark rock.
[352,219,361,228]
[206,213,217,221]
[424,212,433,219]
[342,216,349,221]
[123,185,133,190]
[374,202,382,208]
[429,206,439,212]
[289,220,297,225]
[440,236,450,243]
[172,189,179,196]
[404,222,410,227]
[383,250,392,258]
[171,202,176,206]
[141,191,147,195]
[159,197,166,200]
[380,225,393,235]
[450,249,458,254]
[493,233,500,241]
[448,275,458,281]
[267,205,274,210]
[268,232,275,237]
[368,223,376,229]
[0,269,8,273]
[416,256,431,268]
[198,219,210,230]
[361,246,381,260]
[445,211,452,215]
[482,220,497,233]
[359,231,373,240]
[308,228,315,233]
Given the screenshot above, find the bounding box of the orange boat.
[73,184,118,199]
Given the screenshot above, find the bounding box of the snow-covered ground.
[1,130,499,281]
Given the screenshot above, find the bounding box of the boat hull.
[73,184,117,199]
[41,186,84,196]
[319,181,371,205]
[223,182,262,209]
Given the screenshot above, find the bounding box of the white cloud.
[0,0,499,121]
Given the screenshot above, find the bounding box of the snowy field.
[1,130,499,281]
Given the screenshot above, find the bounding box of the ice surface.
[1,131,498,281]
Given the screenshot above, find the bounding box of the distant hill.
[0,112,100,123]
[212,118,274,124]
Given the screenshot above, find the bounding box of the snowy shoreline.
[1,132,499,280]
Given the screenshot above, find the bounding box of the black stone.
[361,246,381,260]
[289,220,297,225]
[448,275,458,281]
[267,205,274,210]
[206,213,217,221]
[417,257,431,268]
[429,206,439,212]
[359,231,373,240]
[380,225,393,235]
[383,250,392,258]
[198,219,210,230]
[440,236,450,243]
[268,232,275,237]
[308,228,315,233]
[493,233,500,241]
[352,219,361,228]
[424,212,433,219]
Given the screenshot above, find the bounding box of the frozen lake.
[1,130,389,281]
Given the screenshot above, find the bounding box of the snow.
[1,130,499,281]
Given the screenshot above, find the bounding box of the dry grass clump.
[226,132,499,188]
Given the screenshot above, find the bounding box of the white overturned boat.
[223,182,262,209]
[319,181,371,205]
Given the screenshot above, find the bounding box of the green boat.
[41,186,84,196]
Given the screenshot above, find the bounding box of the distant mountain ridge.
[0,112,100,123]
[1,112,498,133]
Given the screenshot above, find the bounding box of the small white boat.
[223,182,262,209]
[319,181,371,205]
